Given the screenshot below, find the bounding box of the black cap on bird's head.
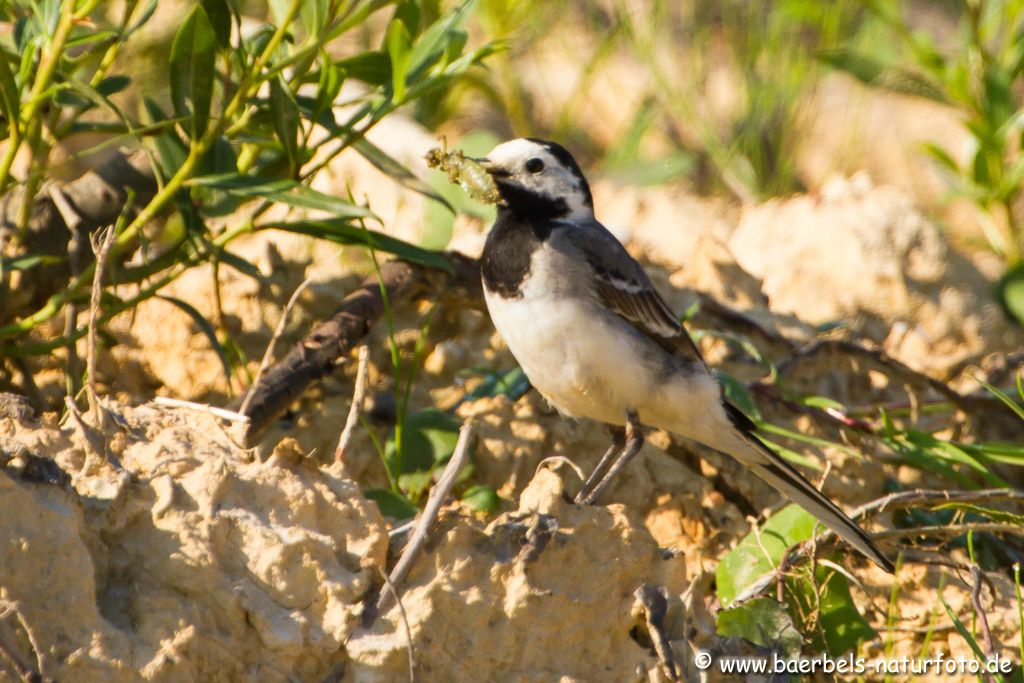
[477,138,593,221]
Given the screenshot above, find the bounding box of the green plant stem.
[10,0,78,223]
[0,0,302,342]
[87,0,140,88]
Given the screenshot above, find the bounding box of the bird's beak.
[473,158,511,179]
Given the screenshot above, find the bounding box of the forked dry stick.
[371,423,475,621]
[238,275,314,416]
[86,225,116,430]
[335,345,370,462]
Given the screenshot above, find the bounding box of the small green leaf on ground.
[716,504,818,606]
[462,484,500,513]
[365,488,418,520]
[717,597,803,657]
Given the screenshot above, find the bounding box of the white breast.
[483,246,661,425]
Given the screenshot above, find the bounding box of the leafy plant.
[822,0,1024,322]
[0,0,495,372]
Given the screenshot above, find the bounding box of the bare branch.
[370,423,475,621]
[969,564,997,670]
[86,225,116,429]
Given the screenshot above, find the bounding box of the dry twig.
[633,584,679,681]
[372,423,475,620]
[234,253,481,445]
[87,225,116,429]
[152,396,250,423]
[335,345,369,462]
[969,564,997,671]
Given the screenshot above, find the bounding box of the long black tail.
[723,403,895,573]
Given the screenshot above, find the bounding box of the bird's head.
[478,138,594,221]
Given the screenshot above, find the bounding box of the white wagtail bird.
[476,138,893,572]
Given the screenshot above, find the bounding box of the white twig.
[153,396,250,423]
[388,520,417,537]
[376,423,475,615]
[335,345,370,462]
[238,275,314,415]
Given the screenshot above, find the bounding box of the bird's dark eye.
[525,157,545,173]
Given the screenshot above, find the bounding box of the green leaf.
[1,254,63,271]
[124,0,159,38]
[155,295,232,385]
[336,52,391,86]
[352,137,454,213]
[217,249,266,282]
[716,598,802,657]
[259,218,453,271]
[459,365,531,403]
[975,373,1024,421]
[716,371,762,421]
[397,469,434,499]
[819,48,947,103]
[95,75,131,97]
[200,0,232,48]
[385,18,412,100]
[142,96,188,178]
[299,0,330,35]
[311,57,345,130]
[406,0,476,81]
[0,50,20,125]
[922,142,960,174]
[796,565,876,654]
[940,597,1009,683]
[996,263,1024,328]
[189,173,373,218]
[169,5,216,140]
[461,484,500,513]
[716,504,818,606]
[801,395,846,411]
[269,75,300,174]
[364,488,418,520]
[386,408,460,475]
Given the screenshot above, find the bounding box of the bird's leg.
[573,424,626,504]
[579,411,644,506]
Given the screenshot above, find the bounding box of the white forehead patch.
[486,139,558,168]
